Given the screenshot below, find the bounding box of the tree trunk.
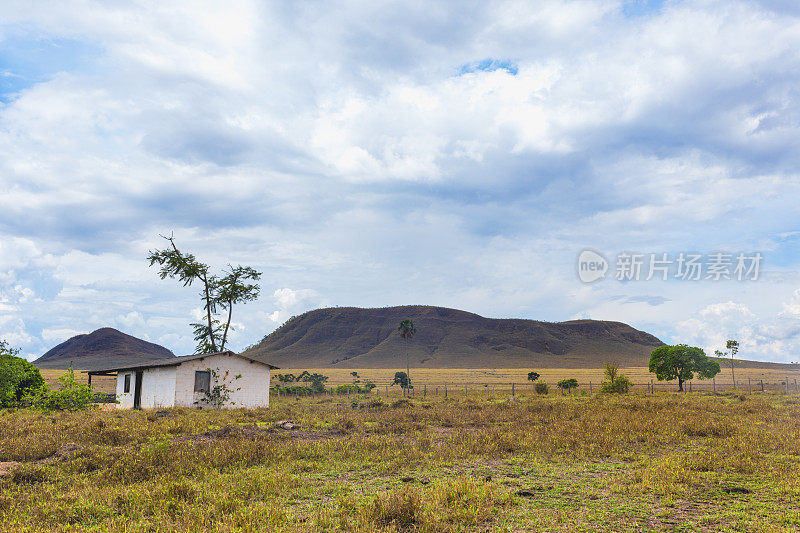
[730,357,736,389]
[202,273,217,352]
[220,300,233,351]
[406,337,411,391]
[678,378,684,392]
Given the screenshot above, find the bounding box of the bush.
[556,378,579,393]
[600,375,632,394]
[276,385,317,396]
[277,371,330,392]
[534,382,549,395]
[30,368,94,412]
[600,362,631,394]
[0,341,44,408]
[335,383,376,395]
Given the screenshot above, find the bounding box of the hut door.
[133,371,143,409]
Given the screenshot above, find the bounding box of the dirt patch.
[52,442,83,459]
[0,442,84,477]
[0,462,21,477]
[174,424,346,444]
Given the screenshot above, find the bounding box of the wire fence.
[271,376,800,400]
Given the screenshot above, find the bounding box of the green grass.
[2,392,800,531]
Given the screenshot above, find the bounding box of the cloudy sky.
[1,0,799,362]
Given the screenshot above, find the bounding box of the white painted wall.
[116,372,135,409]
[139,366,177,409]
[116,367,177,408]
[174,353,271,408]
[114,353,271,409]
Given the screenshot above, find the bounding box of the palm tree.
[398,319,416,396]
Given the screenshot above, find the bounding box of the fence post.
[651,379,654,394]
[589,381,592,394]
[787,377,791,395]
[424,384,427,397]
[386,385,389,397]
[445,384,447,398]
[512,383,515,397]
[761,379,764,392]
[712,377,715,394]
[748,378,751,395]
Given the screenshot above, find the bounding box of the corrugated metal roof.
[86,350,279,374]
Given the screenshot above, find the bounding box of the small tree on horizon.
[649,344,721,391]
[727,339,739,387]
[601,362,631,394]
[527,371,540,383]
[557,378,579,394]
[392,371,412,396]
[604,362,619,383]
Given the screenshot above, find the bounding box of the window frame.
[123,373,131,393]
[194,370,211,393]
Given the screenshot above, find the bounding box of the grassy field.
[279,368,800,394]
[2,391,800,531]
[45,367,800,396]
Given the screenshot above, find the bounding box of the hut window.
[194,371,211,393]
[123,374,131,393]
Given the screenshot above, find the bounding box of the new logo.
[577,249,608,283]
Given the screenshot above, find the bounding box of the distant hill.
[244,305,668,368]
[34,328,174,370]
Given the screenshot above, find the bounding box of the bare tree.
[148,234,261,353]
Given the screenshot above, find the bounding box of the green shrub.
[276,385,317,395]
[600,362,631,393]
[534,382,549,395]
[556,378,579,393]
[336,383,377,395]
[30,368,94,412]
[0,341,44,408]
[600,375,632,394]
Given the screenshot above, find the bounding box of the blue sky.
[0,0,799,363]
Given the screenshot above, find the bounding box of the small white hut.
[88,351,278,409]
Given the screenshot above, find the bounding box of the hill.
[244,305,668,369]
[34,328,174,370]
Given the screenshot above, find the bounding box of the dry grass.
[2,391,800,531]
[40,366,800,396]
[280,367,800,392]
[39,369,116,394]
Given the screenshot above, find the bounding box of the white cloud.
[676,295,800,362]
[268,288,327,325]
[40,328,82,345]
